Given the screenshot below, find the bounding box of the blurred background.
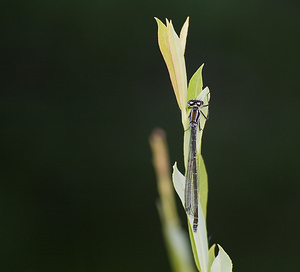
[1,0,300,271]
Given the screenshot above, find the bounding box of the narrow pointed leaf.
[187,64,204,103]
[210,245,233,272]
[155,17,188,114]
[208,244,216,272]
[179,17,189,54]
[166,20,188,112]
[155,18,181,108]
[198,155,208,219]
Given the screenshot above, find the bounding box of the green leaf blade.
[155,17,189,125]
[187,64,204,103]
[208,244,216,272]
[210,245,233,272]
[198,155,208,219]
[155,18,181,108]
[179,17,189,54]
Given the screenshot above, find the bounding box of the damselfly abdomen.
[185,93,210,232]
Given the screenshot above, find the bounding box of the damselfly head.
[188,100,203,108]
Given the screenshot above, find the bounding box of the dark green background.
[1,1,299,271]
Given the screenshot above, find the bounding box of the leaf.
[166,20,188,112]
[196,86,210,134]
[187,220,201,272]
[198,155,208,219]
[183,128,190,169]
[179,17,189,54]
[172,163,209,272]
[155,17,188,125]
[172,162,185,201]
[187,64,204,103]
[155,18,181,107]
[208,244,216,272]
[210,245,233,272]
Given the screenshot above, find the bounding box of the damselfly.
[185,90,210,232]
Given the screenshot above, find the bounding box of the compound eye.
[188,100,195,106]
[197,101,203,107]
